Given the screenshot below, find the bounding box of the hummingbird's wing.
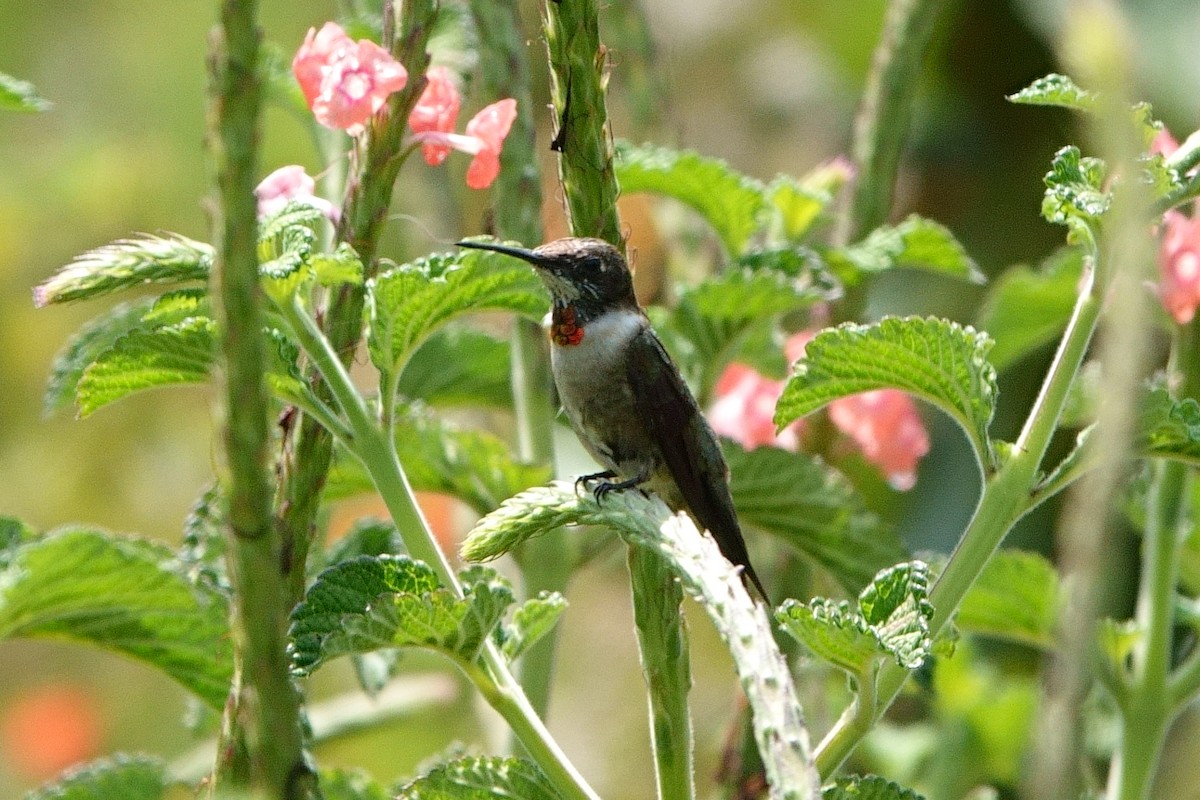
[625,327,768,599]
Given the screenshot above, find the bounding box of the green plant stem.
[833,0,947,247]
[629,547,695,800]
[276,0,439,605]
[206,2,314,797]
[281,298,600,800]
[814,257,1103,778]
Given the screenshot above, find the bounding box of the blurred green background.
[1,0,1198,797]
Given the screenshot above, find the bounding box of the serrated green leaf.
[769,177,831,243]
[397,328,514,408]
[822,774,926,800]
[258,201,326,250]
[957,550,1059,648]
[1042,146,1109,244]
[726,444,904,593]
[312,242,365,287]
[0,529,233,709]
[325,519,405,567]
[1007,73,1097,111]
[500,592,568,661]
[0,71,52,112]
[289,556,514,674]
[615,141,767,256]
[322,768,391,800]
[34,235,213,307]
[827,215,983,284]
[366,249,546,377]
[858,562,933,669]
[775,316,998,468]
[397,756,560,800]
[180,483,228,593]
[976,247,1084,372]
[43,299,157,414]
[326,407,550,516]
[26,754,167,800]
[1140,388,1200,466]
[76,317,216,416]
[776,598,880,675]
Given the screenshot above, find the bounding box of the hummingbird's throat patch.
[551,304,584,346]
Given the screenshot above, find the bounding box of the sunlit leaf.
[957,550,1059,648]
[34,235,213,307]
[26,755,168,800]
[0,529,233,709]
[828,215,983,284]
[499,592,568,661]
[615,141,766,256]
[823,775,926,800]
[775,316,997,468]
[397,757,559,800]
[1007,73,1097,111]
[1042,146,1109,245]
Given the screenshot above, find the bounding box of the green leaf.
[0,516,36,557]
[823,774,926,800]
[397,757,560,800]
[614,141,767,256]
[26,755,168,800]
[324,519,405,567]
[0,529,233,709]
[767,159,852,243]
[499,592,568,661]
[397,328,514,408]
[76,317,216,416]
[258,201,326,251]
[976,247,1084,372]
[366,249,546,376]
[0,71,52,112]
[34,235,213,307]
[827,214,983,284]
[312,242,365,287]
[1006,73,1097,111]
[1042,145,1109,245]
[775,316,998,468]
[1140,389,1200,466]
[726,444,904,593]
[326,407,551,516]
[957,550,1059,648]
[777,562,933,673]
[289,556,514,674]
[322,768,391,800]
[43,299,156,414]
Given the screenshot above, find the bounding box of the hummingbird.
[457,237,768,600]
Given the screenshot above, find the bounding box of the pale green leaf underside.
[1007,73,1097,111]
[367,249,546,376]
[776,598,880,675]
[726,444,904,594]
[823,774,926,800]
[34,235,213,307]
[26,754,168,800]
[500,592,568,661]
[775,316,997,467]
[397,756,559,800]
[0,529,232,709]
[398,327,514,408]
[43,299,158,414]
[289,556,514,675]
[957,549,1059,648]
[615,140,766,256]
[0,71,52,112]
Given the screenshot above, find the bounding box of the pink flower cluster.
[254,165,337,221]
[1153,130,1200,325]
[708,332,930,490]
[291,23,515,190]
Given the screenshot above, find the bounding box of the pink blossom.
[254,165,337,221]
[828,389,929,490]
[411,98,517,190]
[1151,129,1179,158]
[409,66,461,166]
[1158,209,1200,324]
[292,22,408,136]
[708,363,802,452]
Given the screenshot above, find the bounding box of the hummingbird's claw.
[574,470,616,496]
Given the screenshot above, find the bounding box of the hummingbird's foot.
[574,470,617,497]
[586,471,650,505]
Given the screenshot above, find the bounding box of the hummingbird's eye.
[584,256,604,272]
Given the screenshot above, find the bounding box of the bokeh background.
[1,0,1198,797]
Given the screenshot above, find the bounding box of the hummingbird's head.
[457,237,636,310]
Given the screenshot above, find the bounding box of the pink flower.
[708,363,802,452]
[410,98,517,190]
[828,389,929,490]
[409,66,462,166]
[254,165,337,221]
[1158,209,1200,324]
[293,22,408,136]
[1151,129,1179,159]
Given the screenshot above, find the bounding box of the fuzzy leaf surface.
[823,775,926,800]
[397,756,560,800]
[726,444,903,593]
[499,592,568,661]
[26,754,167,800]
[775,316,997,467]
[0,529,233,709]
[43,299,157,414]
[775,598,880,675]
[1042,145,1109,241]
[367,249,546,376]
[0,71,52,112]
[957,550,1059,648]
[615,141,766,256]
[1006,73,1097,111]
[34,235,212,307]
[828,215,983,284]
[290,557,514,674]
[976,248,1084,372]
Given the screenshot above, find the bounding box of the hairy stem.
[206,1,313,796]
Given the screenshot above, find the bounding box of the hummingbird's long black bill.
[456,239,550,267]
